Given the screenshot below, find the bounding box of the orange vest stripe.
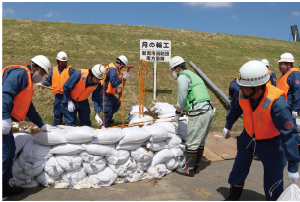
[230,77,237,84]
[277,68,300,93]
[239,84,287,140]
[70,69,98,101]
[101,63,120,94]
[2,66,33,122]
[51,65,72,94]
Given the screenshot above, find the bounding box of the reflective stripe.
[262,97,272,110]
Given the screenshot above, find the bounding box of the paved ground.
[3,157,300,201]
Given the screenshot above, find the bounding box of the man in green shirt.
[170,56,215,177]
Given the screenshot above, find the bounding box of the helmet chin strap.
[243,87,259,99]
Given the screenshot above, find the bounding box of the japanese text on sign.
[140,39,171,62]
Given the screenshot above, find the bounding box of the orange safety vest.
[277,68,300,93]
[2,66,33,122]
[70,69,98,101]
[239,83,287,140]
[100,63,120,94]
[51,65,72,94]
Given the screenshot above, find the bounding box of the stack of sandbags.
[151,102,176,118]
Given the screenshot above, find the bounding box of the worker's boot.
[224,185,243,201]
[194,146,204,174]
[176,149,197,177]
[2,180,24,198]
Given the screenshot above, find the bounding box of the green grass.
[3,18,300,130]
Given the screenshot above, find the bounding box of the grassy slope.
[3,18,300,129]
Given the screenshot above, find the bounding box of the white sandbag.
[79,151,103,163]
[126,169,144,183]
[56,154,83,172]
[136,160,151,170]
[131,146,154,162]
[12,158,32,180]
[116,143,142,151]
[129,114,154,125]
[179,156,186,168]
[151,102,176,115]
[165,133,182,148]
[44,156,64,177]
[158,112,174,119]
[91,128,123,144]
[146,141,169,151]
[9,177,39,188]
[130,105,148,114]
[106,150,130,165]
[50,143,84,155]
[18,153,47,177]
[61,167,86,184]
[119,127,152,145]
[151,149,174,167]
[277,182,300,201]
[35,171,60,187]
[176,118,188,141]
[142,125,171,142]
[153,120,177,134]
[81,143,116,156]
[147,163,167,178]
[165,158,179,170]
[64,126,95,144]
[83,157,107,174]
[108,157,137,177]
[13,133,32,156]
[22,140,52,162]
[89,166,118,187]
[170,147,184,158]
[296,119,300,133]
[32,128,67,146]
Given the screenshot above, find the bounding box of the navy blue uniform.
[269,71,277,87]
[283,70,300,112]
[229,78,239,100]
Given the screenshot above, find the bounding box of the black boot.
[224,185,243,201]
[176,149,197,177]
[194,146,204,174]
[2,180,24,198]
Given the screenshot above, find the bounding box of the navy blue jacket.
[283,70,300,112]
[229,78,239,99]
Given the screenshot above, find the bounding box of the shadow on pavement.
[3,186,45,201]
[217,187,265,201]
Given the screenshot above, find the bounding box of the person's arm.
[289,72,300,112]
[68,67,75,76]
[107,68,123,88]
[63,71,81,102]
[225,90,243,130]
[271,95,299,173]
[176,75,189,111]
[270,72,277,87]
[41,68,53,86]
[26,102,44,128]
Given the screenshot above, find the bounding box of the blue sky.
[2,2,300,41]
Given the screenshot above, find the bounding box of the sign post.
[140,39,171,100]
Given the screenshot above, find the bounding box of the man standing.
[37,51,75,126]
[2,55,53,197]
[62,64,104,126]
[261,59,276,87]
[169,56,215,177]
[222,60,299,201]
[95,55,129,127]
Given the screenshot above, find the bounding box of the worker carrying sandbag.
[169,56,215,177]
[2,55,53,197]
[62,64,104,126]
[36,51,76,126]
[93,55,130,127]
[261,59,277,87]
[222,60,300,201]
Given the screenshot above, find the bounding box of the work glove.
[116,89,121,94]
[288,171,299,183]
[95,115,103,126]
[292,111,298,119]
[223,127,231,139]
[123,72,130,79]
[40,125,52,132]
[68,101,75,112]
[36,83,43,89]
[2,118,12,135]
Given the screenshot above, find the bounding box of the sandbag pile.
[11,103,187,189]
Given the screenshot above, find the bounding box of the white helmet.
[261,59,269,67]
[169,56,185,70]
[31,55,51,74]
[56,51,68,62]
[237,60,270,87]
[278,53,294,63]
[117,55,128,66]
[91,64,106,80]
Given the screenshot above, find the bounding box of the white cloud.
[185,2,233,8]
[45,10,59,18]
[292,12,300,16]
[231,15,238,19]
[3,8,14,16]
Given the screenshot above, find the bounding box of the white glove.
[40,125,52,132]
[292,111,298,119]
[95,115,103,126]
[223,127,231,139]
[288,171,299,183]
[2,118,12,135]
[68,101,75,112]
[116,89,121,94]
[36,83,43,89]
[123,72,130,79]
